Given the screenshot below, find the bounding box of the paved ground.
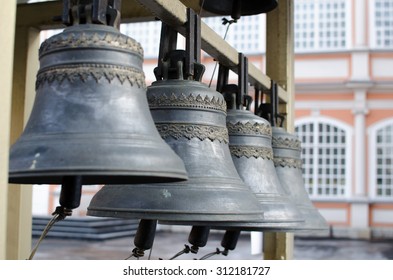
[30,230,393,260]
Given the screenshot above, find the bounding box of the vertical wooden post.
[264,0,295,260]
[7,25,40,260]
[0,0,17,260]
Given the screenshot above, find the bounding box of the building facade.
[35,0,393,239]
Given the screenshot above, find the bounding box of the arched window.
[369,119,393,200]
[295,117,352,199]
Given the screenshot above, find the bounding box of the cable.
[28,206,71,260]
[168,244,191,260]
[148,242,154,260]
[208,18,237,88]
[199,248,226,260]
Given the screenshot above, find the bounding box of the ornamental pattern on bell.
[273,157,302,169]
[155,123,229,143]
[147,93,227,112]
[36,64,146,89]
[227,121,272,136]
[230,145,273,159]
[272,136,302,150]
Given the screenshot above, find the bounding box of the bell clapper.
[188,226,210,254]
[126,219,157,260]
[28,176,82,260]
[220,229,241,256]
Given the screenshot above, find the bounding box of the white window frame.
[369,0,393,49]
[202,14,266,55]
[368,117,393,202]
[294,0,352,53]
[295,116,353,201]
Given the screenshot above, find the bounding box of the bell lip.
[201,0,278,16]
[208,223,329,233]
[207,221,306,232]
[86,176,266,223]
[86,209,265,224]
[8,171,188,185]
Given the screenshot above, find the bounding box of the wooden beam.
[134,0,278,94]
[265,0,295,131]
[15,0,200,28]
[16,0,285,96]
[0,0,17,261]
[263,0,295,260]
[6,26,40,260]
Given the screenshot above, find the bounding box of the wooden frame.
[1,0,294,259]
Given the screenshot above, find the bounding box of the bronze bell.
[272,127,329,231]
[200,0,278,19]
[8,21,188,209]
[213,92,304,231]
[87,50,263,225]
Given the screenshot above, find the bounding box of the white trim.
[295,116,353,200]
[296,115,353,132]
[345,0,353,49]
[295,100,393,110]
[369,0,377,48]
[368,117,393,201]
[295,100,354,110]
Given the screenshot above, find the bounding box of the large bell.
[200,0,278,19]
[272,127,329,231]
[87,50,263,224]
[8,23,188,186]
[212,94,304,231]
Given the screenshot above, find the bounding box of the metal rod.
[133,0,287,102]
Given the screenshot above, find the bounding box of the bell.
[87,50,263,225]
[211,92,304,231]
[8,24,188,187]
[272,127,329,231]
[200,0,278,20]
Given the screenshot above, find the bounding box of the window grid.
[295,121,348,198]
[294,0,349,52]
[120,21,162,58]
[203,15,265,54]
[372,0,393,48]
[375,124,393,198]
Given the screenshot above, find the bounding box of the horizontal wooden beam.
[17,0,288,100]
[134,0,289,99]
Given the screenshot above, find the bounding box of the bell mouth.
[200,0,278,18]
[87,177,265,225]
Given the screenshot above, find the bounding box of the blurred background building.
[35,0,393,240]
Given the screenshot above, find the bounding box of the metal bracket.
[154,8,205,82]
[61,0,121,29]
[256,80,285,127]
[217,53,251,110]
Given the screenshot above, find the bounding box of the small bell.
[214,91,304,231]
[272,127,329,232]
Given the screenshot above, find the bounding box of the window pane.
[375,123,393,198]
[295,120,348,199]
